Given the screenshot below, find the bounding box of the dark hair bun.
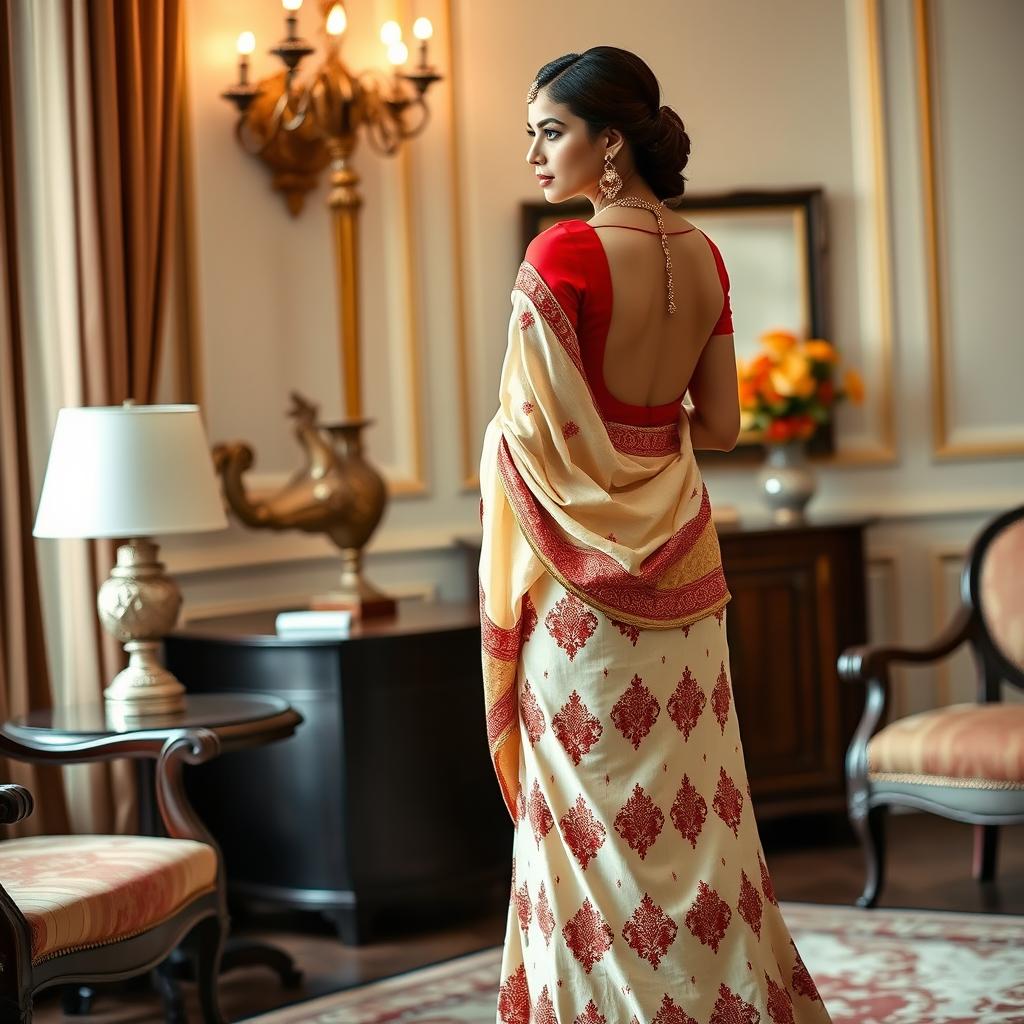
[636,104,690,204]
[531,47,691,203]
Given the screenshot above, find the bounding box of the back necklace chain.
[598,195,677,315]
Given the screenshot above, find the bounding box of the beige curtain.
[0,0,70,838]
[70,0,183,406]
[0,0,188,835]
[58,0,186,832]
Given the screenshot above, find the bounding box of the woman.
[479,47,832,1024]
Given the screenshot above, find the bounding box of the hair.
[530,46,691,206]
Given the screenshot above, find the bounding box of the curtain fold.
[0,0,187,835]
[67,0,185,832]
[0,0,70,838]
[73,0,182,406]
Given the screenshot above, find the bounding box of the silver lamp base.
[103,640,186,716]
[97,538,186,717]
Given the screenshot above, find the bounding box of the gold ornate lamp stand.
[219,2,442,617]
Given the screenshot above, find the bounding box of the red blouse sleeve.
[524,222,585,332]
[700,231,734,335]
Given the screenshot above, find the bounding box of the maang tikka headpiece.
[526,80,540,104]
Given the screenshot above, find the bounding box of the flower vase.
[758,441,816,524]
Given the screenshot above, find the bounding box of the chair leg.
[1,997,29,1024]
[972,824,999,882]
[192,914,226,1024]
[852,803,888,908]
[61,986,95,1016]
[151,961,187,1024]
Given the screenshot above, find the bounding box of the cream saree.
[478,259,833,1023]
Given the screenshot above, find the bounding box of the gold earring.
[599,153,623,201]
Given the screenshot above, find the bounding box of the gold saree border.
[479,584,522,821]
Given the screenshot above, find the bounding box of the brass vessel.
[213,391,395,617]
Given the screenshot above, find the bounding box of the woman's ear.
[605,128,625,161]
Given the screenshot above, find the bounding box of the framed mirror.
[519,187,830,456]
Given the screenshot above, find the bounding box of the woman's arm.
[684,334,740,451]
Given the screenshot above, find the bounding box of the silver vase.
[758,441,816,524]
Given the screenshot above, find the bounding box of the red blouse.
[524,219,733,428]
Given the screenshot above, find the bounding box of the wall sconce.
[216,2,443,619]
[220,0,442,419]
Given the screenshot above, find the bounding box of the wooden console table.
[713,517,871,819]
[163,603,511,945]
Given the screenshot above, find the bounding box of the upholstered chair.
[840,504,1024,908]
[0,729,228,1023]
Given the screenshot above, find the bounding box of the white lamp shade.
[33,404,229,539]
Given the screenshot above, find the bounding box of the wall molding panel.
[866,550,905,720]
[440,0,479,492]
[914,0,1024,460]
[928,545,970,707]
[829,0,898,466]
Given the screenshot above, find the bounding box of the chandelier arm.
[398,96,431,140]
[363,115,401,157]
[281,86,315,133]
[235,92,290,157]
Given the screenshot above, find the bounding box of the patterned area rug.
[244,902,1024,1023]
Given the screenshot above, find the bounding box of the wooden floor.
[34,812,1024,1023]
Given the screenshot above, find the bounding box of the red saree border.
[478,583,522,663]
[605,420,680,458]
[513,261,680,459]
[514,261,587,379]
[497,436,729,625]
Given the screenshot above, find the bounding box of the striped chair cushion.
[0,834,217,963]
[867,702,1024,787]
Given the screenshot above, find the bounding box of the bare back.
[589,213,729,406]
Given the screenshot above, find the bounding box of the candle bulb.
[413,17,432,69]
[326,3,346,38]
[387,40,408,67]
[236,31,256,86]
[282,0,302,41]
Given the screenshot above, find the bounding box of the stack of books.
[274,609,353,639]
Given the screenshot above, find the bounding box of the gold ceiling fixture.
[217,1,443,619]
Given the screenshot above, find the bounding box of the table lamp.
[33,402,228,717]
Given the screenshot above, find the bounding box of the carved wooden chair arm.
[838,602,974,685]
[0,785,34,825]
[840,602,974,787]
[0,729,222,849]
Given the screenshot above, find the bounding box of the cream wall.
[167,0,1024,717]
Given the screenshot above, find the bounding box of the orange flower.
[765,419,796,443]
[760,331,798,359]
[803,339,838,363]
[759,377,782,404]
[738,379,760,407]
[771,352,814,398]
[843,368,865,404]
